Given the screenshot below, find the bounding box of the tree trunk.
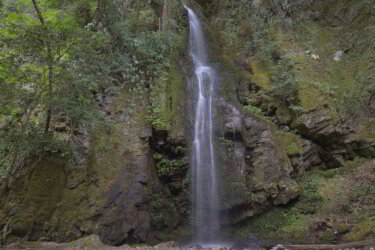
[31,0,54,133]
[44,61,53,133]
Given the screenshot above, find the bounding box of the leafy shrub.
[296,175,324,214]
[243,105,264,116]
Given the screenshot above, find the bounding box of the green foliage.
[275,130,303,156]
[156,158,180,176]
[153,153,163,161]
[218,136,234,158]
[0,0,115,175]
[235,206,303,239]
[243,105,264,116]
[0,0,186,176]
[153,153,187,176]
[147,86,170,129]
[0,128,73,174]
[270,59,299,106]
[172,145,186,155]
[348,185,375,203]
[214,0,272,58]
[243,8,273,60]
[148,190,179,230]
[213,0,300,107]
[218,137,234,147]
[111,31,172,86]
[296,175,323,214]
[311,81,338,97]
[0,138,12,175]
[72,0,96,27]
[288,104,305,114]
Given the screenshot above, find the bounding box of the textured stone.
[217,100,300,224]
[292,108,347,145]
[231,236,260,250]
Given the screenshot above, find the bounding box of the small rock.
[311,54,320,60]
[231,236,260,250]
[219,99,242,133]
[333,50,344,61]
[282,126,291,132]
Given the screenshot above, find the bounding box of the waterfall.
[185,6,219,243]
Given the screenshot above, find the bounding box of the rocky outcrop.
[0,96,190,247]
[0,1,190,247]
[0,106,186,247]
[292,108,348,146]
[99,155,152,245]
[216,100,300,224]
[242,115,300,205]
[291,107,375,161]
[2,0,375,247]
[206,0,375,243]
[0,158,66,244]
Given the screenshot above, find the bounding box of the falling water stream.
[185,6,220,244]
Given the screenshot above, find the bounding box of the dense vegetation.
[1,0,375,247]
[0,0,190,246]
[207,0,375,244]
[0,0,184,176]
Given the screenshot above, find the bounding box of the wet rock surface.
[0,77,190,247]
[207,0,375,243]
[217,100,300,224]
[230,237,260,250]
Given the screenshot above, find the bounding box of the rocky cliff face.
[215,100,300,223]
[0,76,191,246]
[204,0,375,243]
[0,1,191,246]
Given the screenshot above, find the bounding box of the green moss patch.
[232,159,375,244]
[275,130,303,156]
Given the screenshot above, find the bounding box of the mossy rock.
[320,230,336,242]
[338,223,349,234]
[232,206,310,244]
[275,130,303,156]
[345,222,375,242]
[11,214,34,236]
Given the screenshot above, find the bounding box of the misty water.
[185,6,220,245]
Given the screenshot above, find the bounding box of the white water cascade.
[185,6,220,243]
